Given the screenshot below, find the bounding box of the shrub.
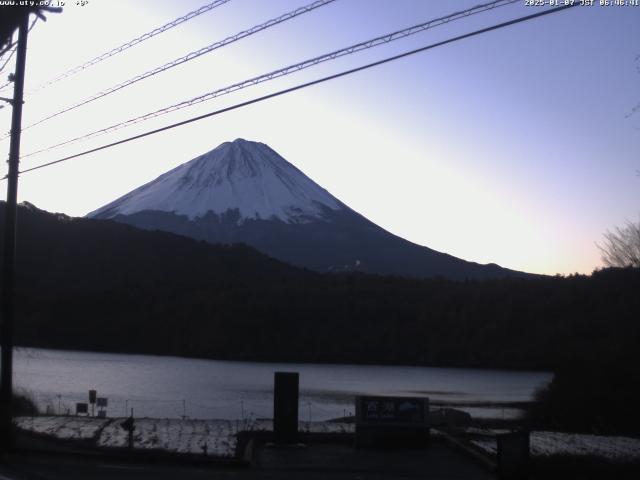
[13,391,38,416]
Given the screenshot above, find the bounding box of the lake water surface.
[14,348,551,420]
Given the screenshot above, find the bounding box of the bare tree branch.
[598,220,640,268]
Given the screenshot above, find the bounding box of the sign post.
[121,413,135,450]
[88,390,97,417]
[97,397,108,418]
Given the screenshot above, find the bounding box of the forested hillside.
[2,202,638,374]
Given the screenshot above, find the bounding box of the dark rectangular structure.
[273,371,299,444]
[355,396,429,448]
[497,431,530,480]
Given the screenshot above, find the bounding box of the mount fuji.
[88,138,525,279]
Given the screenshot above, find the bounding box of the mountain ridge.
[88,138,530,280]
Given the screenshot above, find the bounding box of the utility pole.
[0,12,30,452]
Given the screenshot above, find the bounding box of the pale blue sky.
[1,0,638,275]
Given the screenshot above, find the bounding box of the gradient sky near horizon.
[0,0,638,276]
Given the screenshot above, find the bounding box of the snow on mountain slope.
[88,138,343,223]
[87,138,528,279]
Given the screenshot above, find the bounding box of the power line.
[0,18,38,93]
[11,0,336,138]
[0,45,16,74]
[10,3,578,179]
[0,47,15,91]
[27,0,232,94]
[0,19,36,75]
[0,45,16,71]
[0,48,16,77]
[20,0,517,159]
[0,32,16,62]
[0,79,12,93]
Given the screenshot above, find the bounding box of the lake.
[14,347,551,420]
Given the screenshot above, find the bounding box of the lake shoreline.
[14,343,552,374]
[14,347,552,422]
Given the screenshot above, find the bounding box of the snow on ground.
[250,419,354,435]
[98,418,240,457]
[20,416,636,463]
[470,430,640,462]
[15,416,354,458]
[14,416,110,440]
[304,421,355,434]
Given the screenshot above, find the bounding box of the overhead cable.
[28,0,232,94]
[0,49,16,77]
[0,18,37,75]
[20,0,517,158]
[0,44,16,67]
[11,0,336,138]
[0,33,16,60]
[0,18,38,93]
[10,3,578,178]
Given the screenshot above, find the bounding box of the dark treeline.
[2,203,640,433]
[2,202,638,370]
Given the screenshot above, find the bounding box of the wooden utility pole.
[0,12,29,452]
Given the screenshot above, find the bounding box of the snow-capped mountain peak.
[88,138,343,223]
[88,138,526,279]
